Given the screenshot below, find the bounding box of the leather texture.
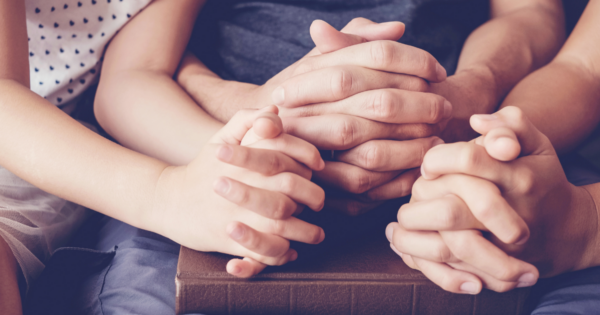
[176,232,529,315]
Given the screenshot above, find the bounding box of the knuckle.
[352,172,373,194]
[266,153,283,175]
[439,273,459,293]
[330,67,355,99]
[332,119,357,147]
[426,95,446,123]
[368,90,395,120]
[437,204,461,229]
[278,173,297,195]
[415,52,437,77]
[369,41,395,68]
[272,198,290,220]
[269,219,286,236]
[513,167,536,196]
[359,143,383,170]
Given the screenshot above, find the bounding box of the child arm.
[94,0,223,165]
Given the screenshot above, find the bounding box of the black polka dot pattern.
[27,0,151,106]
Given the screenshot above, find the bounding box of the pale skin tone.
[387,1,600,295]
[96,0,565,277]
[0,0,568,312]
[177,0,565,214]
[0,0,326,312]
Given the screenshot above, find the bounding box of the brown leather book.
[175,231,530,315]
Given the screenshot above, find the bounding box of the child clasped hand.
[152,105,326,277]
[387,106,600,294]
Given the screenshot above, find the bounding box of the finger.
[227,221,292,258]
[273,66,430,108]
[387,222,459,263]
[482,126,520,162]
[412,174,529,245]
[441,230,539,285]
[367,168,421,200]
[215,144,312,179]
[260,172,325,211]
[296,40,446,82]
[226,257,268,278]
[210,106,279,144]
[447,261,530,292]
[398,194,486,231]
[250,215,325,245]
[306,18,405,57]
[214,177,298,220]
[470,106,554,157]
[283,89,451,125]
[252,110,283,140]
[412,256,483,295]
[337,138,443,172]
[282,115,439,150]
[249,134,325,171]
[313,161,400,194]
[421,141,510,183]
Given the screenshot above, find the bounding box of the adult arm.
[94,0,223,166]
[498,0,600,153]
[435,0,565,142]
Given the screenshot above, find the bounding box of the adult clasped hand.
[386,106,600,294]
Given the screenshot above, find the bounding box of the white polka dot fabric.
[25,0,152,106]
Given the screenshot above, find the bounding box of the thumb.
[210,105,280,145]
[309,18,405,55]
[470,106,555,159]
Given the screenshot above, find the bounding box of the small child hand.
[150,106,326,277]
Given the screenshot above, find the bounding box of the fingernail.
[460,282,479,294]
[213,178,230,195]
[436,64,447,81]
[228,225,244,240]
[290,251,298,261]
[420,164,429,179]
[473,114,498,121]
[432,137,445,148]
[216,145,233,162]
[231,265,241,275]
[318,229,326,243]
[272,87,285,106]
[385,225,394,241]
[517,273,536,287]
[318,158,326,170]
[443,100,452,118]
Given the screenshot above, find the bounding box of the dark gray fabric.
[189,0,489,85]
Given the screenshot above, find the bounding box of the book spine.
[176,280,528,315]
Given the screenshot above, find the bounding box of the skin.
[0,0,324,309]
[177,0,565,215]
[387,0,600,295]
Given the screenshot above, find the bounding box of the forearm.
[500,59,600,153]
[95,71,223,165]
[0,80,167,231]
[456,1,564,105]
[0,236,21,315]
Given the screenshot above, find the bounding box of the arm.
[94,0,223,165]
[498,1,600,153]
[435,0,565,142]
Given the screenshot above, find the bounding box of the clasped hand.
[387,106,599,294]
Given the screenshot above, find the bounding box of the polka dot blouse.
[25,0,151,106]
